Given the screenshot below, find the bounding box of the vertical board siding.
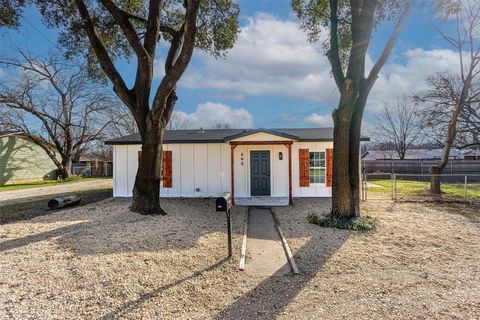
[220,144,231,193]
[180,144,194,197]
[126,145,140,195]
[194,144,208,196]
[207,144,222,195]
[113,145,128,197]
[234,146,248,197]
[113,141,334,198]
[273,145,288,197]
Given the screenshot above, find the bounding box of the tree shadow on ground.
[79,198,349,320]
[1,197,350,319]
[214,222,350,319]
[0,198,246,256]
[99,257,230,320]
[0,189,112,224]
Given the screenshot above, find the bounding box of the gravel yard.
[0,197,479,319]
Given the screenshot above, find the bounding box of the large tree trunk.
[331,79,356,219]
[430,107,460,194]
[348,93,367,216]
[59,157,72,180]
[430,165,442,194]
[130,120,166,215]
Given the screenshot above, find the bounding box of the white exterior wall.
[291,141,333,197]
[112,138,333,198]
[113,143,230,197]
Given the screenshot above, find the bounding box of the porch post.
[230,144,236,205]
[287,143,292,205]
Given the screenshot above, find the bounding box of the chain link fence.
[362,173,480,203]
[361,173,393,200]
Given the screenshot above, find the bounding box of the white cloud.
[181,13,462,119]
[182,13,339,104]
[172,102,253,129]
[153,58,165,80]
[367,48,461,112]
[304,113,333,127]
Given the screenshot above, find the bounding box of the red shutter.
[163,151,172,188]
[299,149,310,187]
[326,148,333,187]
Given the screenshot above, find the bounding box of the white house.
[106,128,369,205]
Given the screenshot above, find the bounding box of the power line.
[20,16,58,48]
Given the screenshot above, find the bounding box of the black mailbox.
[216,192,232,212]
[215,192,233,257]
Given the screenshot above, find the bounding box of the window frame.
[309,151,326,185]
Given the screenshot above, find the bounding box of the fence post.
[364,173,367,201]
[464,176,468,203]
[362,174,365,201]
[392,174,396,200]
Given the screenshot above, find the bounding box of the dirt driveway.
[0,198,478,319]
[0,179,112,205]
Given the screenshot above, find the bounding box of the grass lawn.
[0,187,112,224]
[0,177,111,192]
[368,178,480,201]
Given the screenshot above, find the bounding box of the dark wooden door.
[250,151,271,196]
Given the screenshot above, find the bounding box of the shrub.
[63,175,82,182]
[307,212,374,231]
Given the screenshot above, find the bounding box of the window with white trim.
[309,151,326,184]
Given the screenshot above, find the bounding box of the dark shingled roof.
[105,128,370,145]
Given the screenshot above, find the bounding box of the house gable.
[226,129,298,142]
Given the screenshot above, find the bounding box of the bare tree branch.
[0,51,119,179]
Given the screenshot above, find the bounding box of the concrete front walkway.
[235,197,289,207]
[244,207,291,276]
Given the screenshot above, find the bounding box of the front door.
[250,151,271,196]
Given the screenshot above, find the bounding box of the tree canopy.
[292,0,407,67]
[30,0,239,80]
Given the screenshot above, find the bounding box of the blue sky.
[0,0,460,132]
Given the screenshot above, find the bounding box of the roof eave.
[224,129,299,141]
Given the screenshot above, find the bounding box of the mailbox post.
[216,192,233,257]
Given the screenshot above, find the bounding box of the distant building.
[74,155,112,177]
[362,149,464,161]
[362,148,480,175]
[0,131,58,185]
[463,151,480,160]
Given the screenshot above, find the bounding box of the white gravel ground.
[0,197,478,319]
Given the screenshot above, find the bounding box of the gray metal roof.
[105,128,370,145]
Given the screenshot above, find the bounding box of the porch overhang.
[229,140,293,206]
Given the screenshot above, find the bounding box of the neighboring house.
[463,151,480,160]
[0,131,58,185]
[74,155,113,177]
[362,148,480,175]
[362,149,464,161]
[106,128,369,205]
